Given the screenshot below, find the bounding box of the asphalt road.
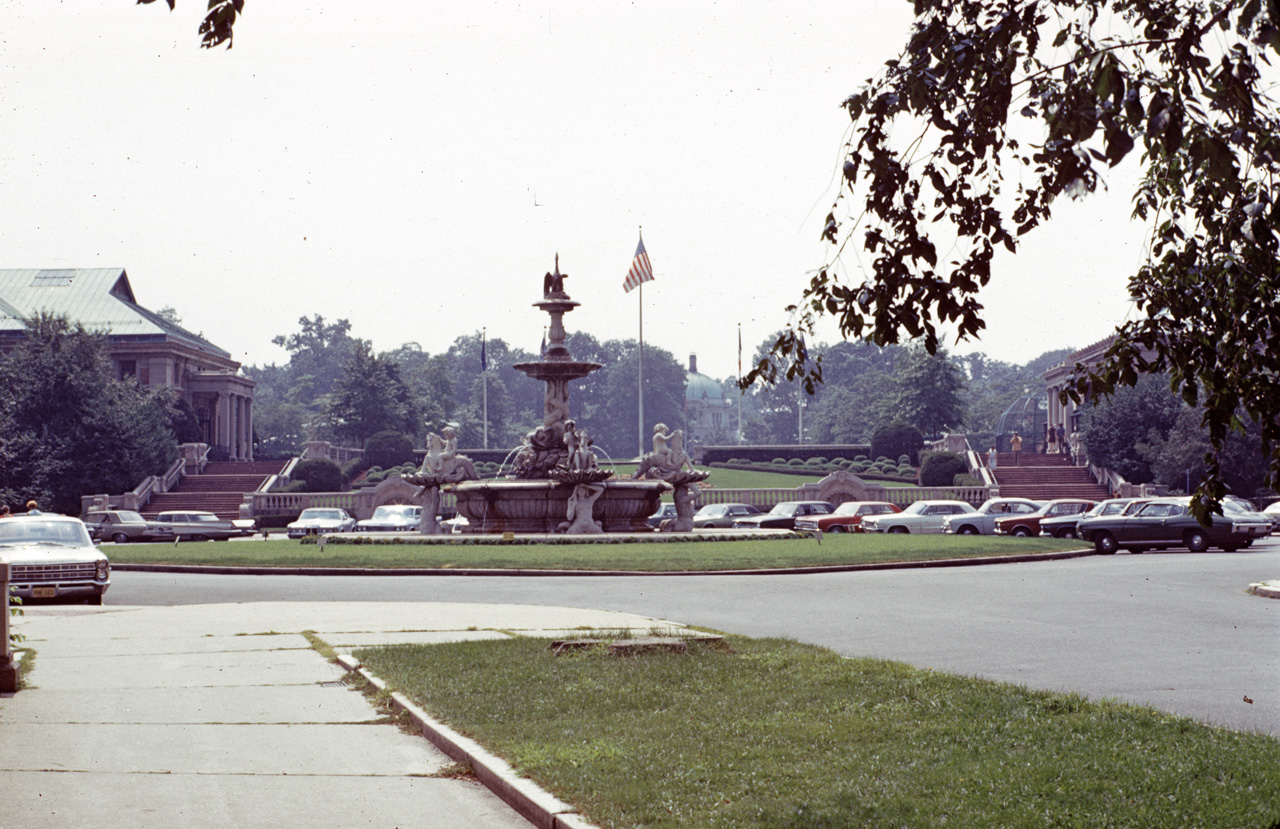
[106,539,1280,735]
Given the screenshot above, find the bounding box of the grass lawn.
[107,534,1084,571]
[354,635,1280,828]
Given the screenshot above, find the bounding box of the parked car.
[83,509,173,543]
[862,500,978,534]
[0,513,110,604]
[1263,500,1280,534]
[692,503,761,529]
[733,501,834,531]
[286,508,357,538]
[152,511,256,541]
[1038,498,1145,539]
[794,501,900,533]
[1079,496,1272,553]
[941,498,1043,535]
[647,503,679,529]
[993,499,1096,537]
[355,505,423,532]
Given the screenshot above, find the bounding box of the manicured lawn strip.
[356,636,1280,829]
[108,534,1083,570]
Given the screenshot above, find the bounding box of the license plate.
[33,586,56,599]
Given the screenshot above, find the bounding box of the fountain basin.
[452,479,668,534]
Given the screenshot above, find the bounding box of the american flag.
[622,237,654,293]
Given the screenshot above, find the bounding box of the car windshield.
[0,519,94,546]
[696,505,726,517]
[833,503,865,516]
[114,511,146,523]
[768,503,801,516]
[901,502,930,515]
[301,509,343,520]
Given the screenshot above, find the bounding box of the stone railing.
[692,483,991,509]
[245,475,448,521]
[81,455,187,516]
[302,441,363,465]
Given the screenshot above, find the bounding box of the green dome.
[686,371,724,402]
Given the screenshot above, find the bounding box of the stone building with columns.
[1041,334,1158,462]
[0,268,255,460]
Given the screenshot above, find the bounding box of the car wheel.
[1056,529,1077,539]
[1222,544,1239,553]
[1012,526,1031,537]
[192,534,209,542]
[958,525,978,535]
[829,525,845,533]
[1095,533,1118,554]
[1127,547,1145,554]
[111,532,129,544]
[1184,529,1209,553]
[889,526,908,534]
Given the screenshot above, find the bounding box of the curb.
[337,654,598,829]
[111,549,1097,578]
[1247,580,1280,599]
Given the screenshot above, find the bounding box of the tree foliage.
[139,0,243,50]
[0,314,178,513]
[326,341,421,447]
[752,0,1280,515]
[1079,373,1182,483]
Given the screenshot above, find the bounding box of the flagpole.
[481,328,488,450]
[738,323,744,445]
[637,280,645,460]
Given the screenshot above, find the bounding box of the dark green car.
[1079,497,1271,554]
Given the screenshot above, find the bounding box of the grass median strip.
[355,635,1280,828]
[107,535,1083,571]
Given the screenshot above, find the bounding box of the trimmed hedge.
[292,458,343,492]
[919,451,969,487]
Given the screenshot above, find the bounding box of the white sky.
[0,1,1145,378]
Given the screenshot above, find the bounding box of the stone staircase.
[991,452,1110,501]
[142,460,287,520]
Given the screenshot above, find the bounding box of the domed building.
[685,354,734,448]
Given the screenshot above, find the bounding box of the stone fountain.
[443,258,669,534]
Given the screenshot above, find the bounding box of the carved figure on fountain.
[418,427,478,483]
[634,424,702,482]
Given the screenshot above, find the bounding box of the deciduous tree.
[754,0,1280,516]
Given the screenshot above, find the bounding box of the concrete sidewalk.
[2,602,686,828]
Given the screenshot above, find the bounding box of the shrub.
[364,431,414,470]
[871,422,924,466]
[804,458,825,467]
[365,471,386,484]
[787,458,806,467]
[772,458,788,465]
[898,454,912,465]
[919,452,969,486]
[292,458,343,492]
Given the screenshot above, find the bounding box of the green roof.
[0,268,230,359]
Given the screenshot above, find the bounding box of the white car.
[356,505,423,532]
[287,508,357,538]
[862,500,979,534]
[0,513,110,604]
[942,498,1043,535]
[1263,500,1280,534]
